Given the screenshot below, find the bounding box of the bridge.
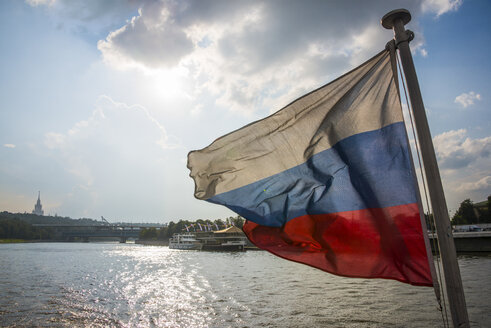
[32,224,142,243]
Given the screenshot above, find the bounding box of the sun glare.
[143,66,191,103]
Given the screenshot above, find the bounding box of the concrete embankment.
[135,240,168,246]
[429,231,491,253]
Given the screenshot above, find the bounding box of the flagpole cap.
[381,9,411,29]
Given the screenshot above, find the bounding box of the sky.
[0,0,490,223]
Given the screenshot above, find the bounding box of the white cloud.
[41,96,182,218]
[457,176,491,192]
[3,144,16,148]
[27,0,463,118]
[421,0,463,17]
[26,0,56,7]
[97,1,434,115]
[49,95,179,151]
[434,129,491,170]
[26,0,452,117]
[432,129,491,210]
[455,91,482,108]
[43,95,180,185]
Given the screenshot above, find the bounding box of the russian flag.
[188,50,432,286]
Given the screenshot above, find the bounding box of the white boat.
[169,233,203,250]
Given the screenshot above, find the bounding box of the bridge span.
[32,224,142,243]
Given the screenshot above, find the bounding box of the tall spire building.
[32,191,44,216]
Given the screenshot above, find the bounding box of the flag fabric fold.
[187,50,432,286]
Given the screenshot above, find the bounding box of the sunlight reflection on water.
[0,243,490,327]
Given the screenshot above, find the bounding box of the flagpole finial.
[381,9,411,29]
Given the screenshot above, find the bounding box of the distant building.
[32,191,44,216]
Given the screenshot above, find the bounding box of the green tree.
[139,227,158,240]
[175,220,190,233]
[231,215,245,228]
[0,218,52,240]
[485,195,491,223]
[158,226,168,240]
[214,219,225,229]
[451,199,478,225]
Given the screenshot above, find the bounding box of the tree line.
[0,211,103,241]
[0,217,53,240]
[0,211,245,241]
[450,196,491,226]
[139,216,245,241]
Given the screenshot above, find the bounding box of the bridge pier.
[119,236,127,243]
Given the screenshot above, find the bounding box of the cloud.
[98,0,440,115]
[432,129,491,210]
[25,0,140,37]
[98,5,194,69]
[421,0,463,17]
[43,95,179,185]
[26,0,55,6]
[454,91,482,108]
[457,176,491,192]
[3,144,16,148]
[433,129,491,170]
[23,0,462,119]
[41,96,181,218]
[28,1,460,117]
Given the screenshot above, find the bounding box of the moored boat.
[202,238,247,251]
[197,226,248,251]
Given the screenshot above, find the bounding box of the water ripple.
[0,243,490,327]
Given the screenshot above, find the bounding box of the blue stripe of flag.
[208,122,417,227]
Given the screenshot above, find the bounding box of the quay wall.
[429,231,491,253]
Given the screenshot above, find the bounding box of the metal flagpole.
[381,9,469,328]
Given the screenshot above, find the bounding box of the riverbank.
[0,239,26,243]
[135,239,168,246]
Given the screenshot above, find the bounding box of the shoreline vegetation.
[0,239,27,243]
[0,210,245,243]
[137,216,244,243]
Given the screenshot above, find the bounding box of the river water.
[0,243,489,327]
